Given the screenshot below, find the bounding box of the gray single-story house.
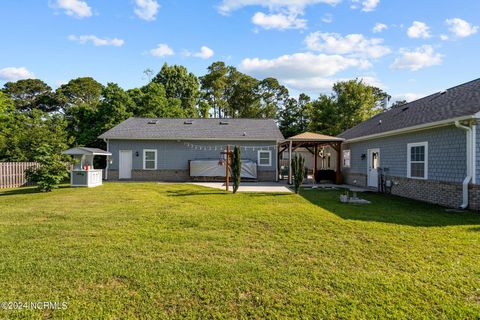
[339,78,480,210]
[98,118,284,182]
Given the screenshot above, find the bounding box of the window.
[143,149,157,170]
[343,150,351,168]
[258,150,272,167]
[407,142,428,179]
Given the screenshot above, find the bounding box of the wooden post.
[226,144,230,191]
[335,143,342,185]
[288,140,293,185]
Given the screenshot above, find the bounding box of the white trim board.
[407,142,428,180]
[258,150,272,167]
[143,149,158,170]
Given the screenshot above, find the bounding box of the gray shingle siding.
[108,139,278,172]
[343,125,467,183]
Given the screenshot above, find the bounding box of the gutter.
[454,121,474,209]
[344,115,475,143]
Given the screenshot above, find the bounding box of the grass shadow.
[300,188,480,227]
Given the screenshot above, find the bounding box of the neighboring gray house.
[339,78,480,210]
[98,118,284,182]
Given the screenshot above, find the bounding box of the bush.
[25,144,69,192]
[292,154,305,194]
[230,146,241,194]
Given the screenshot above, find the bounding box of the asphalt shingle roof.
[339,78,480,140]
[98,118,285,141]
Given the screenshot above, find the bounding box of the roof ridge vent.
[440,89,448,94]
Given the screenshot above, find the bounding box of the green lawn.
[0,183,479,319]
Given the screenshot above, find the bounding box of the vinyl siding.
[108,139,278,172]
[476,122,480,183]
[342,125,467,183]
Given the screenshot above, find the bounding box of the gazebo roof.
[63,147,112,156]
[286,132,345,142]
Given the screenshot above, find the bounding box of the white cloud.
[68,35,125,47]
[305,32,391,59]
[446,18,479,38]
[440,34,449,41]
[321,13,333,23]
[134,0,160,21]
[0,67,35,81]
[390,45,443,71]
[183,46,215,59]
[217,0,340,15]
[393,93,426,102]
[407,21,431,39]
[361,0,380,12]
[252,11,306,30]
[149,44,174,57]
[51,0,92,18]
[372,23,387,33]
[240,52,370,80]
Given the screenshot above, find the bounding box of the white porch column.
[288,140,292,185]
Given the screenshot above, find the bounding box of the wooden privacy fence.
[0,162,39,189]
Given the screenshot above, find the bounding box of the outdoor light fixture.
[135,151,139,157]
[361,154,366,160]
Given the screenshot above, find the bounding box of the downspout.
[454,121,473,209]
[104,138,109,180]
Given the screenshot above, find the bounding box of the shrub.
[230,146,241,194]
[25,144,69,192]
[292,154,305,194]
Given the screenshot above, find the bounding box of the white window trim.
[258,150,272,167]
[143,149,157,170]
[343,149,351,168]
[407,142,428,180]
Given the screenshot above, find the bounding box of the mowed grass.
[0,183,479,319]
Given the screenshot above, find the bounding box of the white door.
[119,150,132,179]
[367,148,380,188]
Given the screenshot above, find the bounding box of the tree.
[200,61,229,118]
[2,79,57,112]
[279,94,311,138]
[308,79,389,135]
[56,77,104,109]
[391,100,407,108]
[56,77,104,146]
[152,63,200,117]
[256,78,289,119]
[224,67,260,118]
[130,82,183,118]
[0,108,71,162]
[95,83,134,142]
[25,144,69,192]
[230,146,241,193]
[292,154,305,194]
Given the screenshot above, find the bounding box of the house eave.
[98,136,283,142]
[343,115,476,143]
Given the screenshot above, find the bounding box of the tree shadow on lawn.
[165,188,292,198]
[0,185,71,196]
[300,188,480,227]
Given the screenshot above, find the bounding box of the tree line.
[0,61,399,162]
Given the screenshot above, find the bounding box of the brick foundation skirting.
[106,169,277,182]
[343,172,480,211]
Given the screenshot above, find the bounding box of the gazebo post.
[313,144,318,184]
[335,142,342,184]
[288,140,293,185]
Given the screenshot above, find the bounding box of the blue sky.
[0,0,479,103]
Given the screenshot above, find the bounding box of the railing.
[0,162,39,189]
